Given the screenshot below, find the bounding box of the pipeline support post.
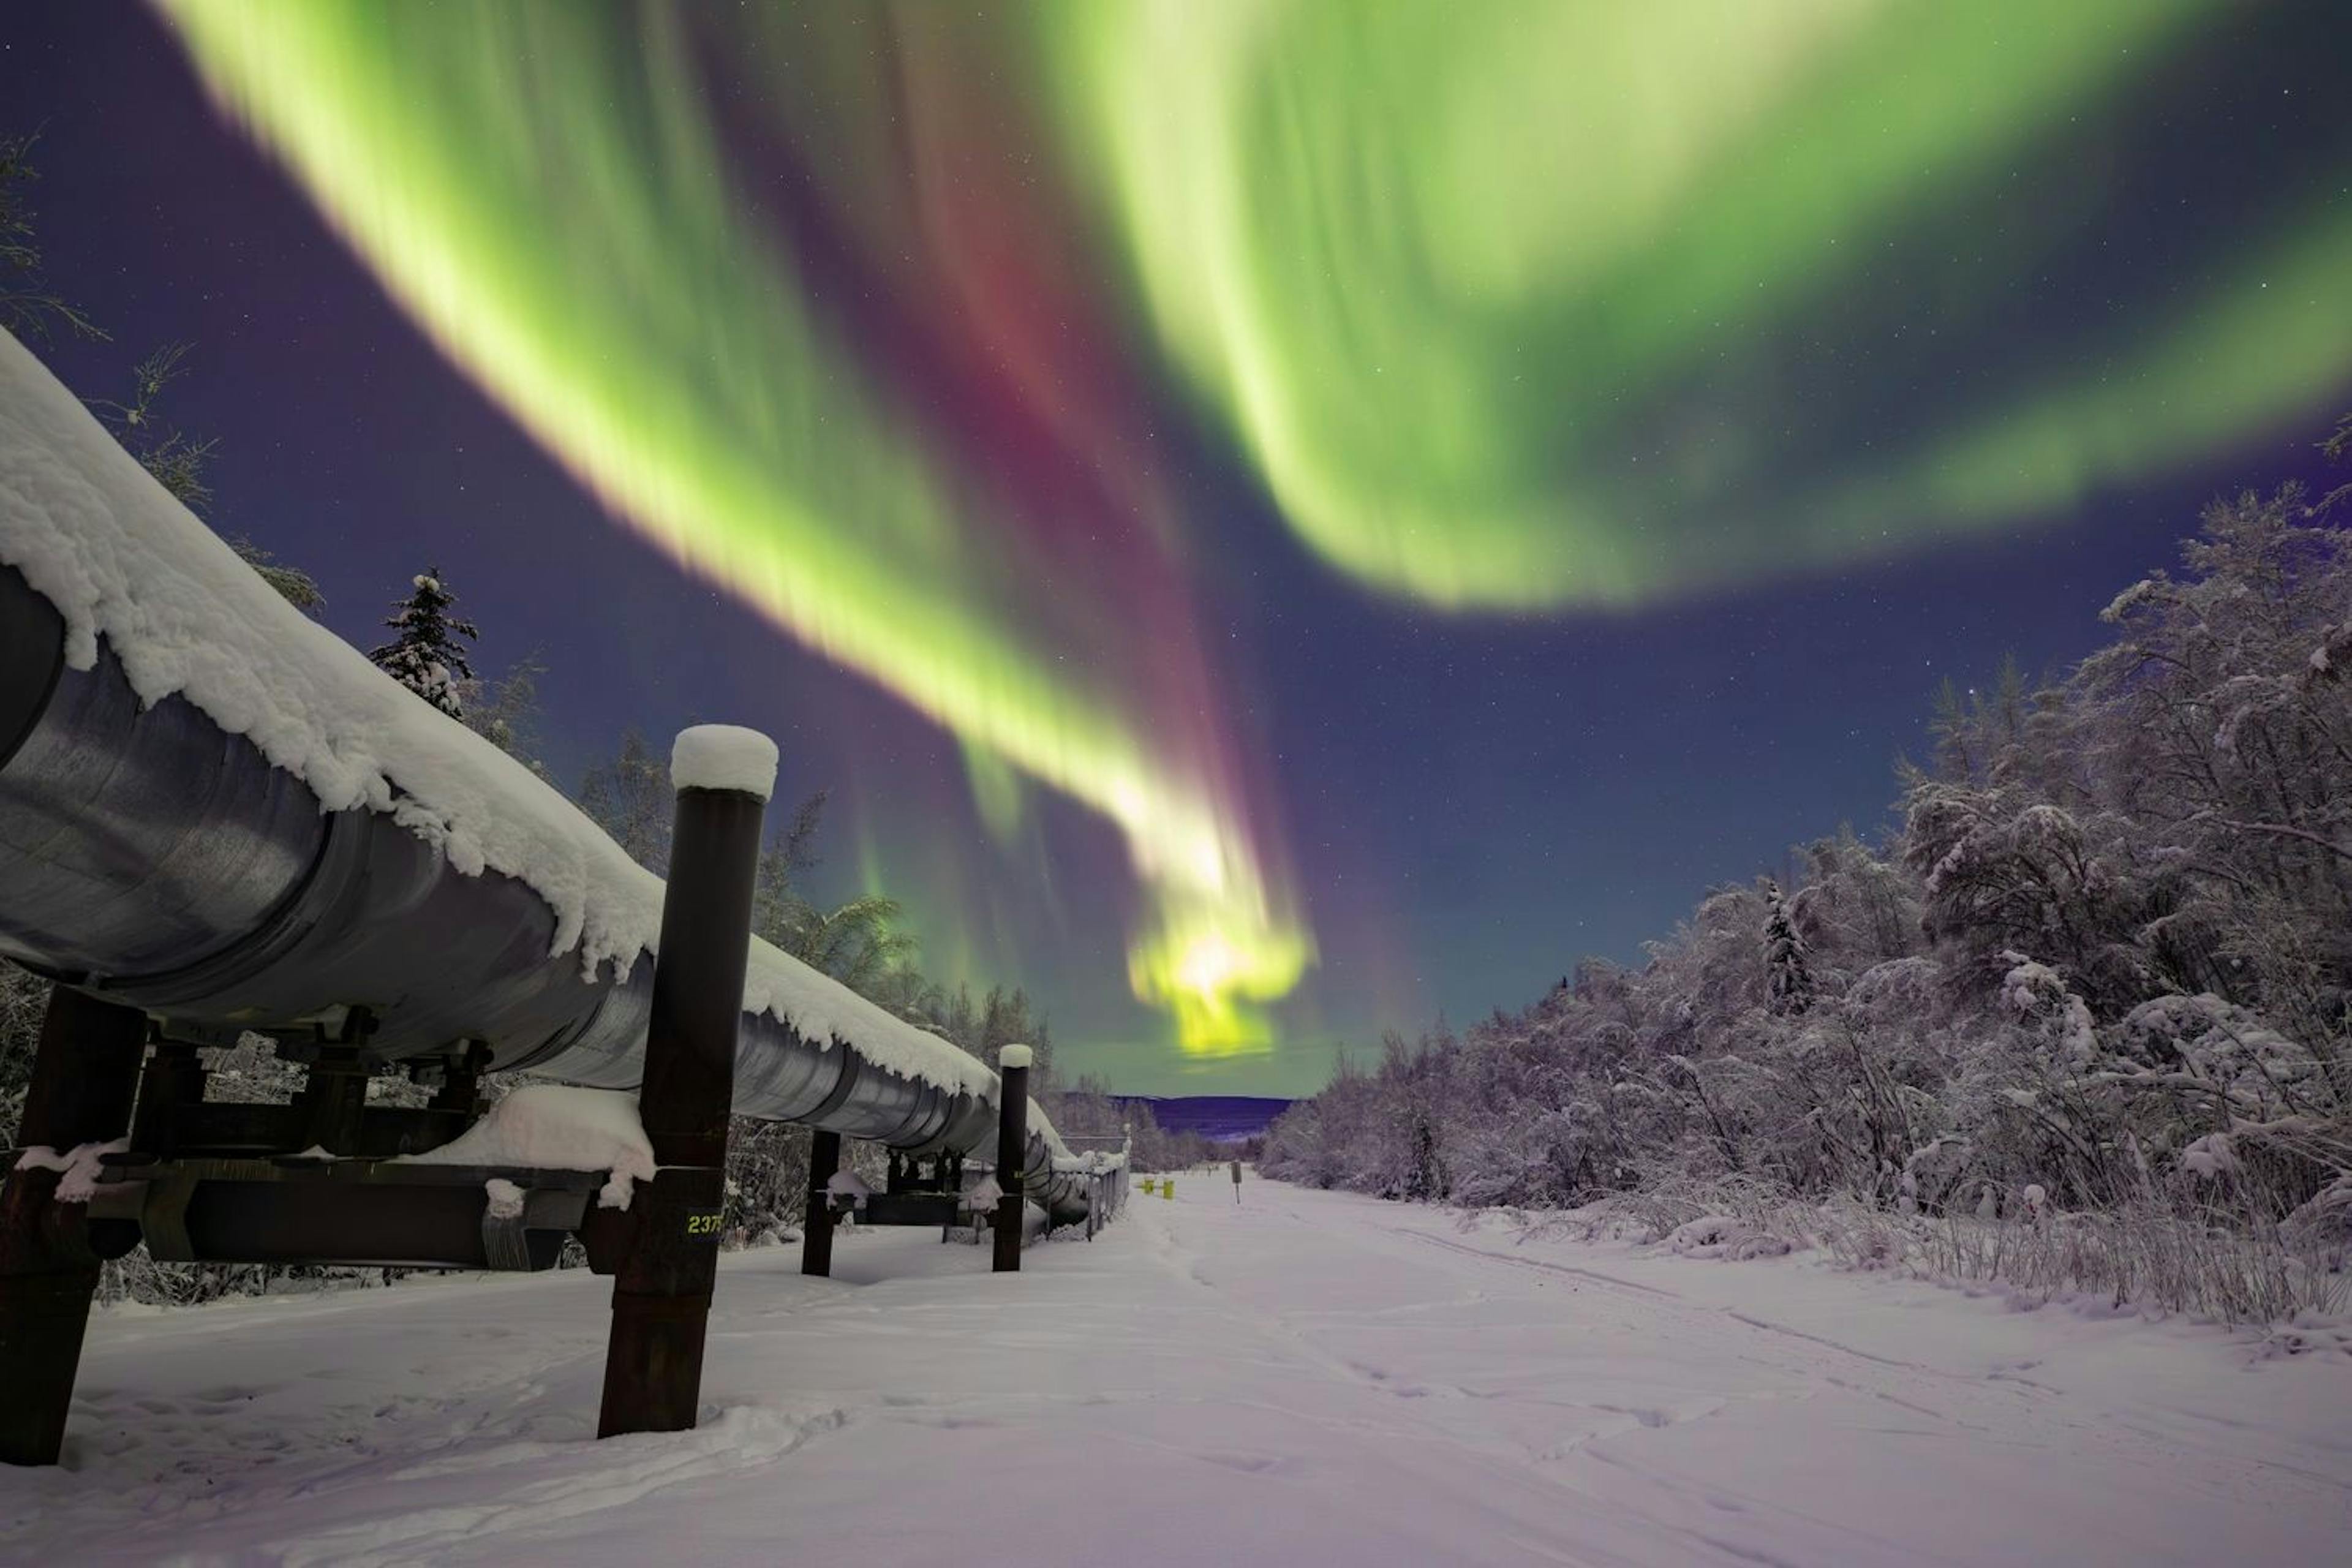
[991,1044,1032,1273]
[0,985,148,1466]
[801,1128,841,1277]
[598,727,774,1439]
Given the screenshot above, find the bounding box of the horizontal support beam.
[91,1157,600,1270]
[859,1193,967,1228]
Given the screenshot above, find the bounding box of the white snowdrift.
[825,1168,872,1205]
[0,330,1020,1117]
[1665,1213,1793,1260]
[402,1085,655,1210]
[11,1138,130,1202]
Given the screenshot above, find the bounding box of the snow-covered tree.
[368,567,480,718]
[228,535,325,614]
[750,792,899,987]
[578,728,671,872]
[91,342,220,515]
[461,655,549,776]
[1762,880,1815,1016]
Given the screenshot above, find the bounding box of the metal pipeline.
[0,562,1092,1218]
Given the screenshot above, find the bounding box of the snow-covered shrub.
[1664,1214,1793,1261]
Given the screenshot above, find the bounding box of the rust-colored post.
[1,984,148,1466]
[801,1128,840,1277]
[991,1044,1032,1273]
[598,726,772,1439]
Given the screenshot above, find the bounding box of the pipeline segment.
[0,571,1093,1217]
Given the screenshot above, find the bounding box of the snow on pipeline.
[2,1180,2346,1566]
[0,327,993,1104]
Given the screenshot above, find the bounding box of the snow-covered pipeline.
[0,330,1102,1216]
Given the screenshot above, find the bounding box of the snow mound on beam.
[13,1137,131,1201]
[0,330,1012,1114]
[404,1085,654,1210]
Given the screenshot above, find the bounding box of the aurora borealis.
[1048,0,2350,608]
[160,0,1312,1054]
[7,2,2350,1089]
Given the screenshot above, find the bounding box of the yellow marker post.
[1162,1180,1175,1201]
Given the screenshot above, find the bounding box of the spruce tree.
[368,567,480,718]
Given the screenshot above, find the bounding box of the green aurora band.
[158,1,2352,1058]
[1041,0,2352,609]
[160,0,1311,1054]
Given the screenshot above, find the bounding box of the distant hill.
[1121,1096,1293,1142]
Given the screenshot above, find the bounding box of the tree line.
[1263,424,2352,1314]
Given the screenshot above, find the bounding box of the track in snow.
[3,1180,2347,1565]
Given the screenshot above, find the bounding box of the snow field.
[4,1179,2347,1565]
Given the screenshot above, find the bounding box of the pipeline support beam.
[0,984,148,1466]
[992,1046,1032,1274]
[801,1128,840,1278]
[598,731,771,1439]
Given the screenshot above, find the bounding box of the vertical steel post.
[991,1044,1032,1273]
[0,985,148,1466]
[801,1128,840,1277]
[598,727,772,1439]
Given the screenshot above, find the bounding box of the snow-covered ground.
[4,1180,2347,1566]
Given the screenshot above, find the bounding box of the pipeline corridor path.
[4,1181,2348,1565]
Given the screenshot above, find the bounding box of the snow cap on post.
[669,725,777,801]
[998,1043,1033,1071]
